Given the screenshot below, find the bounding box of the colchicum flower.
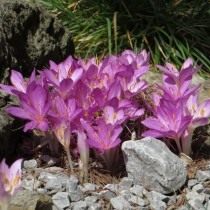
[6,82,49,132]
[142,99,192,152]
[80,119,122,152]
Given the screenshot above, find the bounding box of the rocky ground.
[6,138,210,210]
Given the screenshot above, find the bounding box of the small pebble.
[186,191,205,203]
[23,159,37,170]
[129,195,149,207]
[98,190,116,200]
[84,196,98,204]
[130,185,144,197]
[192,183,204,193]
[187,179,198,188]
[88,203,102,210]
[52,192,70,209]
[119,177,133,189]
[110,196,131,210]
[72,201,88,210]
[81,183,98,192]
[196,170,210,182]
[68,188,84,202]
[188,199,205,210]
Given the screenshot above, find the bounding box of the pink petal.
[141,117,166,131]
[71,68,83,83]
[60,78,73,92]
[29,85,47,113]
[80,119,98,141]
[49,60,58,71]
[10,70,26,92]
[181,58,193,70]
[6,107,31,120]
[9,159,22,181]
[142,130,164,138]
[111,126,123,142]
[23,121,36,132]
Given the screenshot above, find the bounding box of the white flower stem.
[175,138,182,154]
[65,147,74,173]
[181,131,193,156]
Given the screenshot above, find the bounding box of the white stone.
[122,137,187,194]
[110,196,131,210]
[52,192,70,209]
[23,159,37,170]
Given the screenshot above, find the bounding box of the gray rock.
[84,196,98,205]
[167,195,176,205]
[103,184,119,193]
[128,195,148,207]
[192,183,204,193]
[88,203,102,210]
[203,188,210,195]
[45,179,63,194]
[81,183,98,193]
[187,179,198,188]
[196,170,210,182]
[119,177,133,190]
[66,175,79,191]
[145,191,167,210]
[145,191,169,204]
[110,196,131,210]
[177,205,192,210]
[188,199,205,210]
[8,189,52,210]
[148,199,166,210]
[98,190,116,200]
[205,200,210,210]
[52,192,70,209]
[130,185,144,197]
[21,176,40,191]
[186,191,205,203]
[72,201,88,210]
[68,188,84,202]
[37,188,47,194]
[0,0,74,80]
[38,172,57,182]
[122,138,187,194]
[23,159,38,170]
[39,171,69,190]
[119,190,133,200]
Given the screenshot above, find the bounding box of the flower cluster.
[0,50,149,175]
[142,59,210,155]
[1,50,210,179]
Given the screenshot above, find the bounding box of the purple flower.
[157,58,199,102]
[6,83,49,132]
[0,159,22,198]
[80,119,122,152]
[49,96,81,125]
[142,99,192,141]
